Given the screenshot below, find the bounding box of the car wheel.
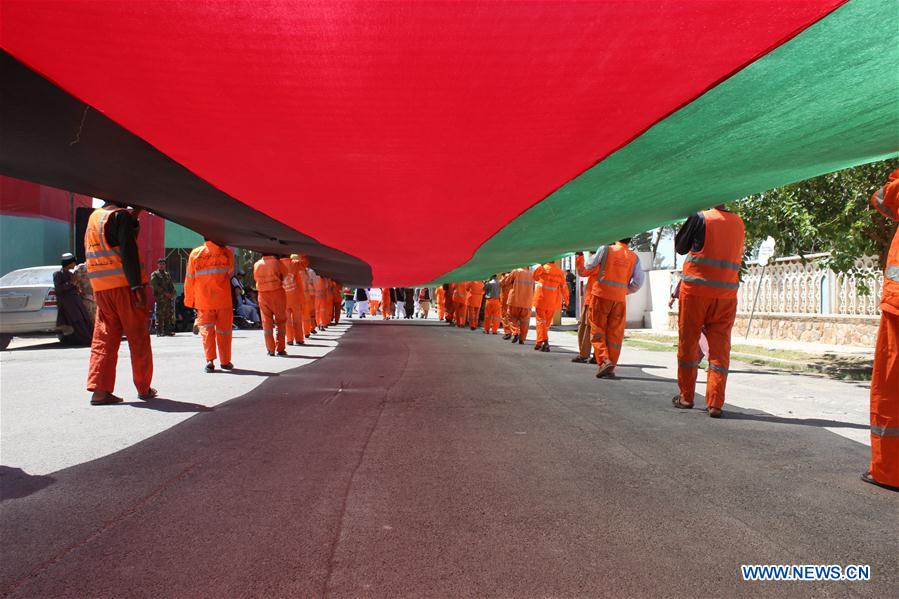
[0,334,12,350]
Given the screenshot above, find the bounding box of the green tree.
[734,158,898,278]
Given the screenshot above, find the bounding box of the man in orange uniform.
[466,280,485,330]
[313,274,330,330]
[280,254,306,346]
[532,262,569,352]
[84,202,156,405]
[502,267,535,344]
[331,280,343,324]
[185,239,235,372]
[864,169,899,491]
[435,285,446,321]
[572,252,600,363]
[672,205,744,418]
[444,284,456,325]
[380,287,392,320]
[585,239,643,377]
[453,283,468,327]
[302,259,317,336]
[483,275,502,335]
[253,254,289,356]
[499,272,513,339]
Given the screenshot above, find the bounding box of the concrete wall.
[0,214,72,276]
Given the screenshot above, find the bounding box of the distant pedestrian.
[72,262,96,322]
[419,287,432,319]
[404,287,415,319]
[344,287,355,318]
[150,258,176,336]
[54,253,93,345]
[355,287,369,318]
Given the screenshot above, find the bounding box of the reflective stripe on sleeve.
[886,264,899,283]
[684,255,742,271]
[680,275,740,289]
[871,425,899,437]
[873,187,894,218]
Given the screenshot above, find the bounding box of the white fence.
[735,253,882,316]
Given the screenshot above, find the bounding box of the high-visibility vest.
[466,281,485,307]
[871,169,899,315]
[184,241,232,310]
[681,209,745,299]
[592,242,637,303]
[280,258,306,306]
[254,257,285,293]
[84,207,145,292]
[533,263,568,309]
[505,268,535,309]
[453,284,467,303]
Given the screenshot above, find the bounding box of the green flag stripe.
[431,0,899,284]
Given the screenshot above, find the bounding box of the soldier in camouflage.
[150,258,177,336]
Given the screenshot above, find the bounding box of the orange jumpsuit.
[532,263,570,348]
[576,254,601,360]
[314,274,330,328]
[84,206,153,396]
[444,284,456,323]
[295,259,315,336]
[452,283,468,327]
[435,286,446,321]
[280,257,306,344]
[869,169,899,488]
[587,243,638,371]
[331,281,343,324]
[254,256,288,353]
[381,288,392,320]
[499,273,512,336]
[185,241,234,364]
[676,208,745,410]
[483,279,502,334]
[466,281,485,329]
[503,268,535,342]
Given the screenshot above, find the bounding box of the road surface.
[0,320,895,598]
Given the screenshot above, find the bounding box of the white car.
[0,266,61,350]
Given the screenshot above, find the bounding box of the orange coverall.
[576,254,600,360]
[444,284,456,323]
[499,273,512,336]
[869,169,899,488]
[254,256,288,353]
[332,281,343,324]
[280,257,306,344]
[588,243,638,372]
[435,286,446,321]
[532,263,570,348]
[381,288,392,320]
[453,284,468,327]
[502,268,535,342]
[185,241,234,365]
[676,209,745,410]
[466,281,485,329]
[314,275,330,328]
[84,206,153,397]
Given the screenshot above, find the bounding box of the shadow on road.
[219,368,281,377]
[0,466,55,501]
[724,411,870,430]
[121,398,214,413]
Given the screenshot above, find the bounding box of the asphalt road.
[0,320,896,598]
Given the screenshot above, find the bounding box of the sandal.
[137,387,158,400]
[672,395,693,409]
[90,392,123,406]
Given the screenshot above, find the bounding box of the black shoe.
[571,356,588,363]
[268,351,275,356]
[541,344,550,352]
[286,341,294,346]
[588,357,597,364]
[533,341,542,351]
[221,362,234,370]
[511,335,519,343]
[277,350,288,356]
[205,362,215,373]
[502,334,512,340]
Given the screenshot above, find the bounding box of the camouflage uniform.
[150,268,176,335]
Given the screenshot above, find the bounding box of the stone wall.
[666,311,879,346]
